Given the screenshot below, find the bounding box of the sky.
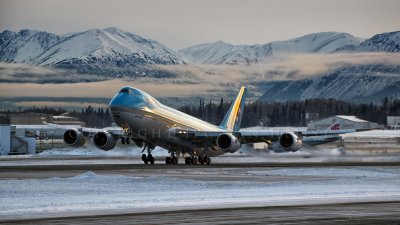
[0,0,399,50]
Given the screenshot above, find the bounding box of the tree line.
[2,98,399,128]
[1,106,113,128]
[178,98,400,127]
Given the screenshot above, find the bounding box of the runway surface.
[1,156,400,224]
[3,202,400,225]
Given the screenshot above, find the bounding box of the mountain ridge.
[1,28,399,103]
[0,28,185,77]
[179,32,364,64]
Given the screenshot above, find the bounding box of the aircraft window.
[119,88,131,94]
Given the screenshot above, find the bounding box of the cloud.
[156,52,400,83]
[0,52,399,103]
[0,63,104,83]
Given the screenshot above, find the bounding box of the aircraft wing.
[174,128,357,144]
[43,122,124,137]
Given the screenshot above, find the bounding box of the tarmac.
[1,155,400,224]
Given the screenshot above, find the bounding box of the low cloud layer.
[14,101,107,108]
[0,52,399,107]
[158,52,400,84]
[0,63,106,83]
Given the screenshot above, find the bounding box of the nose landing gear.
[141,142,155,165]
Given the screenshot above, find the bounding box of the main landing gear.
[184,155,211,165]
[165,152,178,165]
[199,155,211,165]
[141,142,155,165]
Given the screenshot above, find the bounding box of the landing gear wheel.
[165,157,172,165]
[198,155,204,165]
[148,154,155,165]
[172,157,178,165]
[141,154,149,165]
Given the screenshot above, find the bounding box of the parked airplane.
[63,86,356,165]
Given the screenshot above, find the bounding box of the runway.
[4,202,400,225]
[1,156,400,224]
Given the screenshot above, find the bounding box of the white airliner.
[63,86,356,165]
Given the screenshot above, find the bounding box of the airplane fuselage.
[108,86,225,157]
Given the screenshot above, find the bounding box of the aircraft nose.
[109,88,148,109]
[109,93,127,108]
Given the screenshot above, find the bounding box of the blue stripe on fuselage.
[109,86,153,109]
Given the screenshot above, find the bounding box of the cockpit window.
[119,88,131,94]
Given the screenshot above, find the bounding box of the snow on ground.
[0,145,398,166]
[37,146,170,157]
[1,167,399,218]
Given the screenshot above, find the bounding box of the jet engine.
[93,131,117,151]
[278,132,302,152]
[63,129,85,147]
[216,133,241,153]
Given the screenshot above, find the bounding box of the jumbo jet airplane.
[63,86,356,165]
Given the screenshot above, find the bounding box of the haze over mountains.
[0,28,399,103]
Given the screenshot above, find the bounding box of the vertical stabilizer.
[219,86,247,132]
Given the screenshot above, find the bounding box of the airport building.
[0,116,36,155]
[4,112,85,126]
[387,116,400,130]
[307,115,379,131]
[0,112,85,155]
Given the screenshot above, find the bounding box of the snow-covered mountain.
[179,32,363,64]
[177,31,400,102]
[337,31,400,52]
[0,28,185,77]
[258,64,400,103]
[0,29,66,63]
[255,31,400,103]
[1,28,399,102]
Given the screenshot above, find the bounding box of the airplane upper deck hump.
[109,86,159,109]
[219,86,247,132]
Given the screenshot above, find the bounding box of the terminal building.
[307,115,379,131]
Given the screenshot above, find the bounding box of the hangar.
[307,115,379,131]
[387,116,400,130]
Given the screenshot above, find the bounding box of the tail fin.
[219,86,247,132]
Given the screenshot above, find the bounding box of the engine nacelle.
[63,129,85,147]
[216,133,241,153]
[93,131,117,151]
[279,132,302,152]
